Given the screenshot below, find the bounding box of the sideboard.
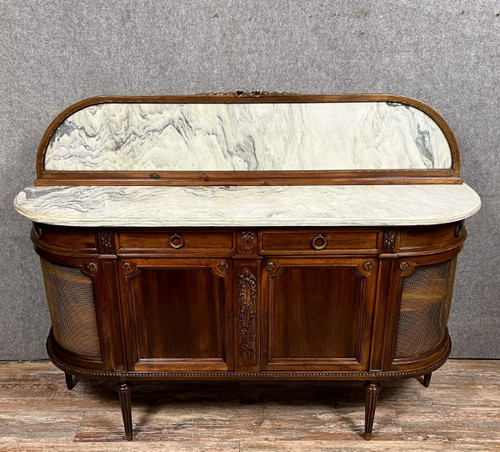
[14,92,481,440]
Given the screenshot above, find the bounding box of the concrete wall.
[1,1,498,359]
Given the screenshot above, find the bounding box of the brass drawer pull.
[169,233,184,249]
[311,234,327,250]
[454,222,464,237]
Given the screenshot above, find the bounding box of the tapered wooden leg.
[115,381,133,441]
[65,372,76,390]
[364,380,382,440]
[416,372,432,387]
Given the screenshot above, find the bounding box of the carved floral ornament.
[238,271,257,360]
[199,91,295,97]
[99,231,114,253]
[240,231,255,254]
[383,228,396,253]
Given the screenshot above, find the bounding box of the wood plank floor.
[0,360,498,451]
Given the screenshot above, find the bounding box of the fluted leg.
[116,381,133,441]
[364,380,382,440]
[65,372,76,390]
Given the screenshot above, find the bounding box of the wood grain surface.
[0,360,498,451]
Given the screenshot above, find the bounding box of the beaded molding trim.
[49,353,449,380]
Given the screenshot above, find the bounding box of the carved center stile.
[238,271,257,359]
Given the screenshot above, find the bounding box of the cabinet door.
[119,258,234,372]
[40,257,104,366]
[262,257,377,371]
[384,252,458,371]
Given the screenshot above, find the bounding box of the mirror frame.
[35,93,461,186]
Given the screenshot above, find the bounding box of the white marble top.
[14,184,480,227]
[44,102,452,172]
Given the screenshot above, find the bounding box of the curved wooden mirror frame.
[35,93,461,186]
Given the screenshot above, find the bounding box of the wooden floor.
[0,360,498,451]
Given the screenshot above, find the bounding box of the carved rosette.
[363,261,373,272]
[238,271,257,361]
[240,231,255,254]
[383,228,396,253]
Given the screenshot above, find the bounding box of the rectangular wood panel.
[262,258,375,371]
[120,258,233,371]
[132,268,224,359]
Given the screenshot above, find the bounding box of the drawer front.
[397,222,464,253]
[31,224,98,255]
[260,229,381,255]
[117,229,235,254]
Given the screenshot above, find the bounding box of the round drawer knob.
[169,233,185,249]
[311,234,327,250]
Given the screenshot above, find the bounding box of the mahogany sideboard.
[14,93,481,440]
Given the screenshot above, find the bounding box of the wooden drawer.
[117,229,235,254]
[32,224,98,254]
[397,222,464,253]
[259,229,381,255]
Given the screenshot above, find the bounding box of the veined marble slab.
[44,102,452,171]
[14,184,480,227]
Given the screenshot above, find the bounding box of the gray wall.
[1,1,498,360]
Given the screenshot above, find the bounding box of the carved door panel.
[119,258,234,372]
[262,257,377,371]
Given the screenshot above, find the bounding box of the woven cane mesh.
[395,258,457,359]
[40,259,101,358]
